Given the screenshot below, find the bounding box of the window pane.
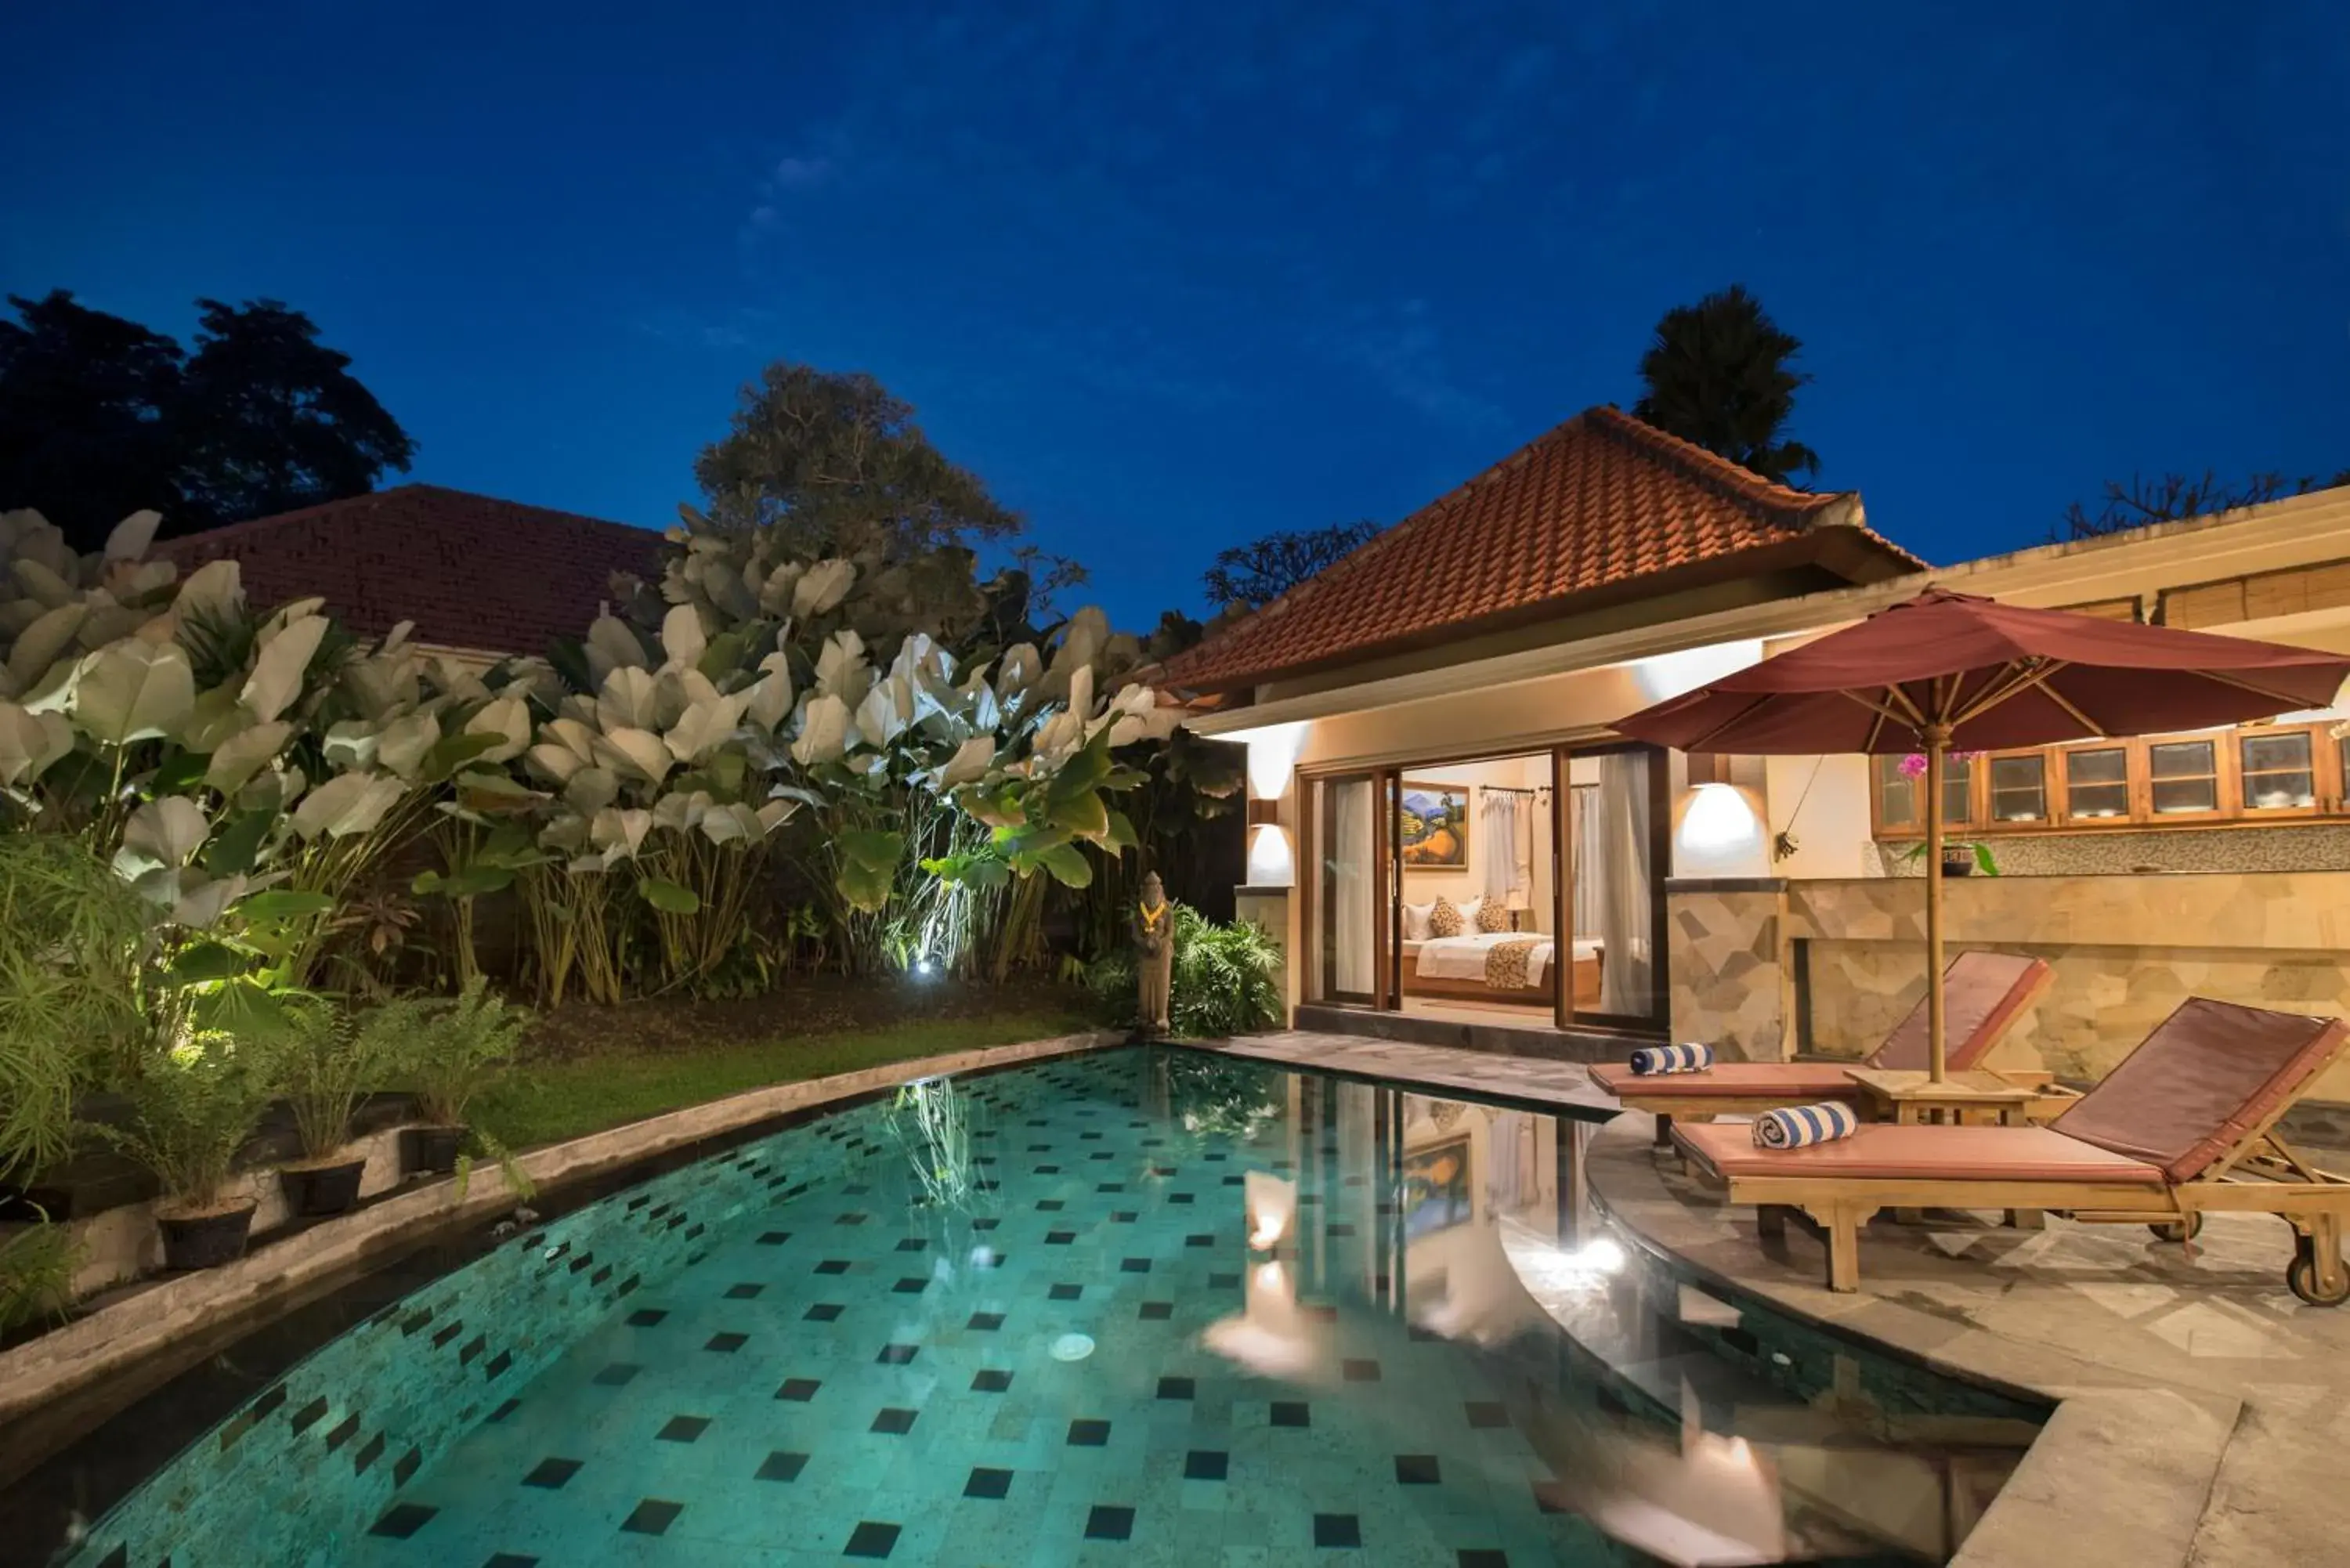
[1988,755,2046,822]
[2240,732,2315,809]
[2066,746,2129,819]
[1941,754,1972,825]
[1875,754,1917,826]
[2148,740,2216,814]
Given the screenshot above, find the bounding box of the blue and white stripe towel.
[1753,1101,1860,1149]
[1627,1042,1714,1076]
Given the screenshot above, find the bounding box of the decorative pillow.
[1426,895,1464,938]
[1457,895,1483,928]
[1402,900,1436,941]
[1476,901,1513,933]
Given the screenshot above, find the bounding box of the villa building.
[1158,407,2350,1109]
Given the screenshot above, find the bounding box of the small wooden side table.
[1842,1068,2048,1230]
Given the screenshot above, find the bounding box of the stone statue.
[1133,872,1173,1036]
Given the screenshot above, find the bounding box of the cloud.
[1322,299,1502,429]
[772,154,836,190]
[633,306,774,352]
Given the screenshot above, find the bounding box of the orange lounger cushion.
[1673,1122,2167,1185]
[1589,1062,1864,1100]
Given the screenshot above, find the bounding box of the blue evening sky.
[5,3,2344,630]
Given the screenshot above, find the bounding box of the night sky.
[5,3,2344,630]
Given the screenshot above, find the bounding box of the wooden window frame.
[1870,720,2348,838]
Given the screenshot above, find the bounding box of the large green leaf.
[1103,807,1140,851]
[203,807,274,876]
[837,827,904,872]
[637,877,701,914]
[71,641,195,745]
[1047,789,1110,840]
[237,889,338,923]
[418,731,505,784]
[239,613,329,723]
[837,855,894,912]
[1036,841,1094,889]
[291,771,407,840]
[168,939,255,984]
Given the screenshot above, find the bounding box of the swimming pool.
[44,1047,2044,1566]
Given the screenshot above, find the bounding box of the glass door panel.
[1318,775,1378,1003]
[1565,744,1666,1029]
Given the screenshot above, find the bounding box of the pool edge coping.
[0,1028,1123,1433]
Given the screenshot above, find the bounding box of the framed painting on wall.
[1398,782,1469,869]
[1401,1136,1473,1237]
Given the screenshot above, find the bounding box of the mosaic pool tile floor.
[311,1052,2016,1567]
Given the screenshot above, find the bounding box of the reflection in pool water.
[56,1049,2041,1567]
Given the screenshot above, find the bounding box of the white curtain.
[1330,779,1374,995]
[1478,790,1535,910]
[1570,786,1606,938]
[1594,755,1654,1015]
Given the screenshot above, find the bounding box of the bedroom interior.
[1309,743,1665,1031]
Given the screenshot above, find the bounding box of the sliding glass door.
[1316,773,1381,1004]
[1556,742,1668,1031]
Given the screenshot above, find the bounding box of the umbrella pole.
[1924,725,1950,1082]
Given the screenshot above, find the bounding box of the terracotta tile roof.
[1158,406,1926,692]
[156,484,663,658]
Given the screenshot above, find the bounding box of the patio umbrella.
[1614,587,2350,1080]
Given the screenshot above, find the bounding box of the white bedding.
[1409,932,1602,988]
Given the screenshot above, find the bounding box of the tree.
[1202,520,1382,610]
[175,298,417,529]
[2059,469,2350,540]
[0,290,414,551]
[694,363,1026,562]
[1632,284,1820,486]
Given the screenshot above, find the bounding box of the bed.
[1401,932,1603,1008]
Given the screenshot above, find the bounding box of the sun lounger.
[1591,952,2058,1143]
[1671,997,2350,1303]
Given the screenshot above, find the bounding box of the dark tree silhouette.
[1202,520,1382,609]
[2059,469,2350,540]
[1632,284,1820,485]
[0,290,414,551]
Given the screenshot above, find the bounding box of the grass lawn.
[474,1006,1097,1150]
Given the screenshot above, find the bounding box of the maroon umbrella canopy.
[1621,587,2350,756]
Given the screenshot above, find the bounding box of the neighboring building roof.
[155,483,664,658]
[1156,406,1927,693]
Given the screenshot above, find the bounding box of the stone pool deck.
[1209,1032,2348,1568]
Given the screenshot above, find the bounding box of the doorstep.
[1290,1002,1640,1064]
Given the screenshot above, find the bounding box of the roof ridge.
[1582,405,1841,528]
[157,484,651,552]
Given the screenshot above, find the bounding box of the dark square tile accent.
[1158,1375,1195,1400]
[658,1414,710,1443]
[1168,1192,1195,1205]
[895,1237,927,1252]
[1028,1143,1053,1153]
[484,1349,514,1379]
[971,1217,1000,1230]
[1223,1174,1245,1187]
[1097,1183,1125,1194]
[836,1212,868,1226]
[893,1277,928,1294]
[1050,1282,1083,1301]
[91,1547,126,1568]
[804,1303,844,1322]
[1033,1165,1061,1175]
[1036,1199,1065,1212]
[844,1183,872,1195]
[870,1406,918,1435]
[1532,1480,1569,1515]
[1185,1234,1215,1248]
[1120,1257,1151,1274]
[482,1555,540,1568]
[1067,1418,1111,1447]
[399,1306,435,1334]
[432,1321,464,1349]
[1271,1400,1310,1428]
[1085,1505,1135,1541]
[627,1309,667,1327]
[1112,1209,1139,1223]
[1090,1151,1115,1162]
[593,1362,642,1386]
[1343,1359,1382,1382]
[1209,1272,1240,1289]
[393,1445,423,1485]
[725,1282,765,1299]
[460,1334,488,1365]
[524,1457,583,1488]
[290,1396,329,1434]
[353,1431,385,1474]
[877,1342,920,1365]
[978,1249,1007,1268]
[1458,1552,1509,1568]
[1139,1300,1173,1321]
[1314,1513,1362,1548]
[1327,1223,1357,1238]
[971,1369,1014,1393]
[968,1311,1005,1331]
[1465,1401,1509,1429]
[250,1384,287,1419]
[776,1377,821,1401]
[1408,1324,1440,1342]
[815,1259,851,1275]
[325,1412,362,1448]
[620,1498,683,1536]
[706,1332,748,1353]
[964,1465,1013,1499]
[369,1503,437,1539]
[757,1230,790,1245]
[757,1449,808,1482]
[1184,1449,1229,1480]
[1395,1454,1441,1484]
[844,1520,901,1559]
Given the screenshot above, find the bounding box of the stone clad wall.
[1665,880,1790,1062]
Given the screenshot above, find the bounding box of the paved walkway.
[1206,1030,1622,1116]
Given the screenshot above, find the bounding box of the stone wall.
[1665,879,1790,1063]
[1869,822,2350,878]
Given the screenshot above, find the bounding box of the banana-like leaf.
[420,730,505,784]
[239,612,329,723]
[1103,807,1140,851]
[1049,789,1111,841]
[202,807,274,876]
[11,557,78,610]
[638,876,701,914]
[792,558,856,618]
[526,741,586,784]
[71,641,195,745]
[204,719,294,794]
[837,827,904,872]
[464,695,532,764]
[660,604,707,670]
[290,771,407,840]
[592,726,674,784]
[1036,841,1094,888]
[120,795,208,870]
[236,888,338,923]
[374,711,442,780]
[790,693,851,766]
[597,666,662,732]
[564,766,620,813]
[836,855,893,912]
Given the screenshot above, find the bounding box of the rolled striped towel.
[1753,1101,1860,1150]
[1627,1042,1714,1076]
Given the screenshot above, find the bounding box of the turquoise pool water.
[58,1049,2043,1567]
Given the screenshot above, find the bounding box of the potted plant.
[275,996,380,1216]
[363,977,527,1178]
[103,1030,284,1270]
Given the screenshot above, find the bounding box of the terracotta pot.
[157,1201,258,1270]
[400,1124,468,1176]
[1940,851,1975,877]
[279,1156,367,1216]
